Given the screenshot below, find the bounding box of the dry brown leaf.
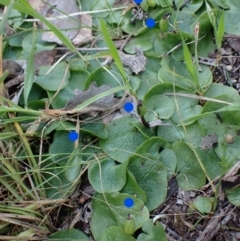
[34,50,57,70]
[119,47,147,74]
[72,14,93,46]
[39,0,80,44]
[28,0,45,12]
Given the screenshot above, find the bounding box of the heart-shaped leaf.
[88,158,128,193]
[90,192,149,240]
[137,219,167,241]
[35,62,70,91]
[128,153,168,211]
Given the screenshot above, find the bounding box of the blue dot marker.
[124,198,134,208]
[124,102,134,112]
[133,0,143,4]
[68,131,78,142]
[146,18,156,28]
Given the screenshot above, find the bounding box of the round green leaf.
[100,226,136,241]
[158,120,204,148]
[128,153,168,211]
[192,197,213,214]
[49,131,74,164]
[90,192,149,240]
[144,94,175,121]
[225,9,240,35]
[99,116,147,163]
[121,170,147,203]
[81,122,108,139]
[137,219,167,241]
[85,67,123,93]
[35,62,70,91]
[22,32,55,53]
[48,70,89,109]
[65,148,83,183]
[48,228,90,240]
[135,137,168,159]
[124,36,153,54]
[161,148,177,179]
[172,142,206,190]
[170,91,202,124]
[88,158,128,193]
[226,186,240,206]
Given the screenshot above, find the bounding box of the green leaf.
[90,193,149,240]
[48,228,90,241]
[170,91,203,124]
[42,160,73,199]
[191,197,213,214]
[128,153,168,211]
[24,29,36,107]
[49,131,74,164]
[216,11,225,49]
[143,94,175,122]
[172,142,206,190]
[65,148,82,183]
[0,132,18,139]
[35,62,70,91]
[81,122,108,139]
[22,32,55,53]
[124,35,153,54]
[99,226,136,241]
[121,170,147,203]
[48,70,90,109]
[226,186,240,206]
[137,219,167,241]
[181,37,198,84]
[225,9,240,35]
[100,19,127,83]
[99,116,147,163]
[88,158,128,193]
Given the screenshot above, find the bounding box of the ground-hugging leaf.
[226,186,240,206]
[204,83,240,100]
[81,122,108,139]
[159,56,212,91]
[48,70,89,109]
[99,226,136,241]
[88,158,128,193]
[85,67,124,97]
[135,137,168,159]
[90,193,149,241]
[191,197,213,214]
[137,219,167,241]
[144,94,175,122]
[22,32,55,53]
[136,57,161,99]
[158,120,205,148]
[35,62,70,91]
[49,131,75,164]
[215,130,240,172]
[225,9,240,35]
[121,170,147,203]
[65,148,83,183]
[48,228,90,240]
[169,91,203,124]
[99,116,147,163]
[124,35,153,54]
[172,142,206,190]
[41,160,73,199]
[128,153,168,211]
[161,148,177,179]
